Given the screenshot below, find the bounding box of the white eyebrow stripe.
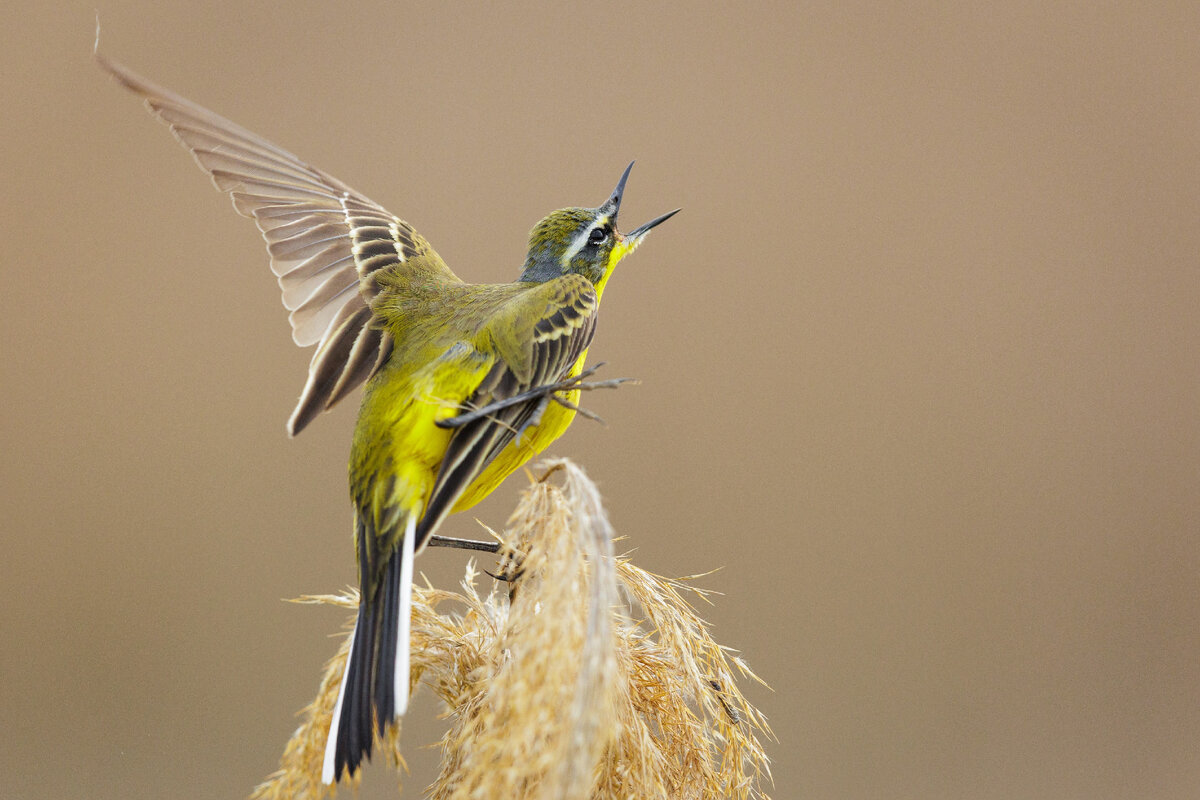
[559,215,609,268]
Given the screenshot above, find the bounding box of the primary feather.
[95,52,459,435]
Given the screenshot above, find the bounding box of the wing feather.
[329,327,393,410]
[290,306,374,435]
[97,52,461,435]
[414,277,600,544]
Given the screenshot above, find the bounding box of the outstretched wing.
[415,275,599,544]
[97,52,462,435]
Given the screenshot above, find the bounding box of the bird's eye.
[588,227,608,245]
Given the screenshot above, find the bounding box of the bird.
[97,51,678,783]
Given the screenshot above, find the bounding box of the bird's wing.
[97,53,462,435]
[414,275,599,543]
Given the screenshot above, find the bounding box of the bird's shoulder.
[484,274,598,337]
[477,275,598,381]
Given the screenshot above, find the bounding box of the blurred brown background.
[3,2,1198,798]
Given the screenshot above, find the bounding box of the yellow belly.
[353,345,585,538]
[449,384,579,513]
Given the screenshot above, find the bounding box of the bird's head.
[518,162,679,295]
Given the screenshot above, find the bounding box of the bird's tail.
[322,515,416,784]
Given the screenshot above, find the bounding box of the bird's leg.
[540,392,606,425]
[427,534,500,554]
[515,394,552,438]
[435,362,637,430]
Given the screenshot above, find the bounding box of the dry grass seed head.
[250,459,771,800]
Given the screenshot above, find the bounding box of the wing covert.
[415,276,599,543]
[97,52,461,435]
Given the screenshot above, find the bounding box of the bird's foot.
[483,554,525,584]
[434,362,638,430]
[484,546,526,604]
[428,534,524,588]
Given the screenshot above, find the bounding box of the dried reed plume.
[251,459,773,799]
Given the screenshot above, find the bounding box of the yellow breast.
[449,350,587,513]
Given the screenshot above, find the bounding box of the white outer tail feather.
[321,512,418,785]
[321,625,354,784]
[396,514,415,717]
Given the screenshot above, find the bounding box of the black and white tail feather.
[322,514,417,784]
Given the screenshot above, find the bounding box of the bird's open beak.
[602,161,680,256]
[600,161,635,221]
[625,208,682,242]
[613,207,680,261]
